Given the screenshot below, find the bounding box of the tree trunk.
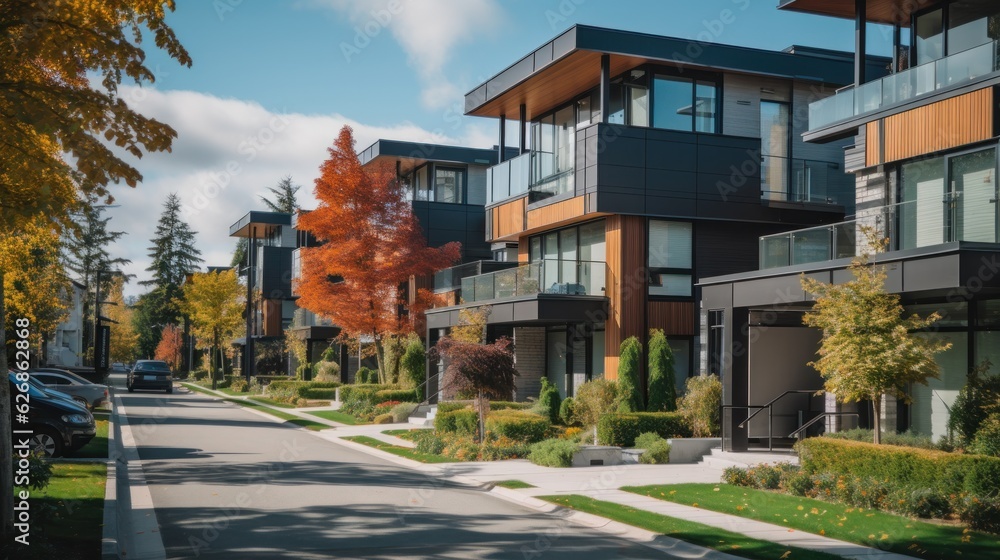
[373,336,385,384]
[872,396,882,445]
[0,270,14,547]
[212,331,219,390]
[477,390,486,444]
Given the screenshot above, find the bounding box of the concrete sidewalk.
[184,384,918,560]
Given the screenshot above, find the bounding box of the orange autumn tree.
[154,323,183,371]
[297,126,460,381]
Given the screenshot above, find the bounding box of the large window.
[530,104,576,200]
[652,75,718,133]
[914,2,1000,65]
[434,167,464,204]
[760,101,791,198]
[900,147,998,249]
[648,220,693,297]
[529,220,606,295]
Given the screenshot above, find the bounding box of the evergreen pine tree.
[231,176,300,270]
[617,336,644,413]
[137,193,203,357]
[647,329,677,411]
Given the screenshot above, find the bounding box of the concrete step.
[407,403,437,427]
[697,448,799,470]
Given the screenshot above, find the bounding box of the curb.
[113,394,167,560]
[101,396,118,559]
[179,383,345,429]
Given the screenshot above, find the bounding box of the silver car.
[30,368,109,410]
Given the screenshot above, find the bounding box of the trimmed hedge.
[485,410,550,443]
[375,388,420,403]
[434,408,478,436]
[338,384,383,402]
[597,412,691,447]
[254,375,291,386]
[528,438,578,468]
[490,401,533,411]
[797,438,1000,497]
[437,401,473,413]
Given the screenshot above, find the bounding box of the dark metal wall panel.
[412,201,490,262]
[260,247,293,299]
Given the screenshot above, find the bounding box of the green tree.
[179,270,244,390]
[616,336,643,413]
[801,232,951,444]
[647,329,677,412]
[62,198,131,362]
[105,276,140,364]
[400,336,426,390]
[0,3,189,543]
[137,193,203,357]
[538,377,562,423]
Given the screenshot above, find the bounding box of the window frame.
[432,166,467,205]
[647,218,695,300]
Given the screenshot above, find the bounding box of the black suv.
[127,360,174,393]
[8,372,96,458]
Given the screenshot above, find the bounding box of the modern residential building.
[702,0,1000,450]
[287,140,506,380]
[46,280,86,367]
[425,24,878,402]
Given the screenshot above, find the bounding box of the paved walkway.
[182,383,918,560]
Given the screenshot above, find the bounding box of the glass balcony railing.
[433,260,518,293]
[760,156,855,208]
[459,259,607,304]
[486,152,530,204]
[809,40,1000,130]
[528,170,575,203]
[760,194,1000,269]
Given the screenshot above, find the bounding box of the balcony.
[760,156,854,208]
[486,152,530,204]
[809,40,1000,130]
[433,260,519,293]
[459,259,607,304]
[760,196,1000,269]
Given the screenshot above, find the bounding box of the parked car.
[127,360,174,394]
[110,362,129,374]
[29,368,109,410]
[8,372,96,457]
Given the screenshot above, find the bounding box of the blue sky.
[111,0,890,295]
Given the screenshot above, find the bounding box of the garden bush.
[252,375,289,386]
[229,378,248,393]
[722,466,754,487]
[478,435,531,461]
[646,329,677,412]
[485,410,550,443]
[268,380,309,394]
[490,401,533,411]
[823,428,942,450]
[414,431,445,455]
[373,413,394,425]
[634,432,670,464]
[528,438,579,468]
[573,379,618,428]
[373,400,402,417]
[597,412,691,447]
[312,360,340,382]
[677,374,722,437]
[797,437,1000,498]
[956,495,1000,534]
[390,402,419,423]
[190,369,208,381]
[970,414,1000,457]
[559,397,576,426]
[537,378,562,424]
[338,384,383,402]
[949,362,1000,446]
[355,366,377,384]
[436,401,472,413]
[616,336,643,413]
[400,337,426,389]
[375,388,420,403]
[299,387,337,400]
[434,408,478,436]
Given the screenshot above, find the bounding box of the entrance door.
[951,147,998,243]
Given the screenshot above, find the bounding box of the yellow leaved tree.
[179,270,245,390]
[0,218,69,351]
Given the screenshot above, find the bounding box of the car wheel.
[127,384,134,393]
[30,428,64,458]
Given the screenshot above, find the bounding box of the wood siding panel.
[647,301,696,336]
[526,196,586,230]
[262,299,282,338]
[865,121,881,167]
[883,88,994,163]
[490,197,526,241]
[604,215,646,379]
[517,239,529,263]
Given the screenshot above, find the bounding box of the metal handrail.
[720,405,773,451]
[787,412,859,439]
[739,390,821,428]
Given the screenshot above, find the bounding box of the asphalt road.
[111,375,666,559]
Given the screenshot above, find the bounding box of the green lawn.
[540,495,842,560]
[183,383,331,431]
[623,484,1000,560]
[11,463,107,560]
[69,418,109,459]
[305,409,363,425]
[343,436,455,463]
[494,480,535,489]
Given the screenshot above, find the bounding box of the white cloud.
[106,87,460,298]
[313,0,504,109]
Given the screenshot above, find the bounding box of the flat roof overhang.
[465,24,884,120]
[229,211,292,239]
[357,139,503,175]
[699,243,1000,309]
[777,0,937,26]
[426,295,608,330]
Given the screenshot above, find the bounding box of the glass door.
[951,147,998,242]
[760,101,790,201]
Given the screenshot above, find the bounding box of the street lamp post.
[94,269,122,379]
